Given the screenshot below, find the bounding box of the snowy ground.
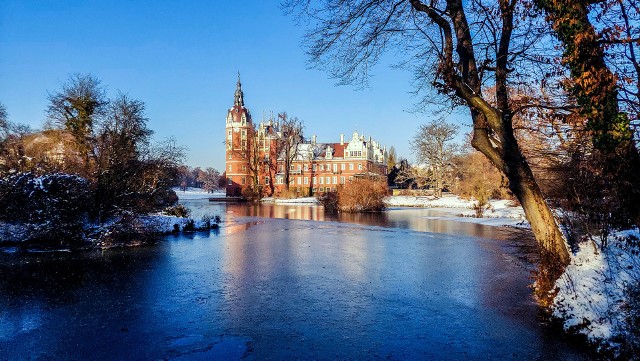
[138,213,214,233]
[384,195,528,228]
[173,187,225,200]
[261,197,320,204]
[553,228,640,354]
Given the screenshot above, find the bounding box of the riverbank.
[0,213,218,249]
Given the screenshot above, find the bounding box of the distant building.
[225,76,388,197]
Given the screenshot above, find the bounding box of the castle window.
[340,176,345,184]
[332,176,337,184]
[265,177,270,185]
[319,177,324,184]
[326,176,331,184]
[228,177,232,186]
[358,164,363,171]
[304,164,308,171]
[341,163,345,171]
[319,164,324,171]
[333,164,337,172]
[228,165,232,172]
[312,164,317,171]
[304,177,309,185]
[241,177,245,185]
[297,177,302,185]
[228,154,232,160]
[313,177,317,184]
[349,163,354,170]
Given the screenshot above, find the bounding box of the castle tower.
[225,73,253,196]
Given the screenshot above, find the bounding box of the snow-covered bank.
[553,228,640,355]
[0,213,219,249]
[137,214,217,233]
[384,195,528,227]
[173,187,225,200]
[261,197,320,204]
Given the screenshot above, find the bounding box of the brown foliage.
[335,178,388,212]
[452,151,511,201]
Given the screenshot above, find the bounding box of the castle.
[225,76,389,197]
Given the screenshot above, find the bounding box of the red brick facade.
[225,77,388,197]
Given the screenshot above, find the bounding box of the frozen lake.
[0,201,589,359]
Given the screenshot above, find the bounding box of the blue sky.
[0,0,471,171]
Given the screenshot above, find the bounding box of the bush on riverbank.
[329,178,388,213]
[0,172,219,248]
[0,173,92,246]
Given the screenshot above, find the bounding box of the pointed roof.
[227,73,252,124]
[234,72,244,107]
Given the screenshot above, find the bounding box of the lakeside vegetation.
[0,75,217,248]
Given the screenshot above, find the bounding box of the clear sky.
[0,0,471,171]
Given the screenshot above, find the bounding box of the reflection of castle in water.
[228,204,326,221]
[222,204,516,241]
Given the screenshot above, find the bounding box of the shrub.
[163,204,190,218]
[0,172,92,245]
[279,188,298,199]
[335,178,388,212]
[452,151,511,201]
[182,219,196,232]
[241,186,260,201]
[320,191,339,212]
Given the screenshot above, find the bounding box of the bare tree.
[411,120,459,197]
[198,167,221,192]
[0,102,7,140]
[285,0,571,263]
[276,112,304,191]
[46,74,107,170]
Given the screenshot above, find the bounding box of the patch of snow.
[138,214,214,233]
[384,195,527,228]
[173,187,225,200]
[553,228,640,353]
[384,195,472,208]
[261,197,320,205]
[0,222,30,243]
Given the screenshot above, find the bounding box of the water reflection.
[0,202,588,360]
[182,200,516,241]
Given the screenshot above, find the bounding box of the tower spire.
[234,72,244,107]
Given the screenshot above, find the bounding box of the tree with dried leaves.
[411,120,460,197]
[387,146,397,172]
[285,0,571,264]
[534,0,640,232]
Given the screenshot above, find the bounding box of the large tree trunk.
[472,119,571,265]
[412,0,572,265]
[506,147,570,264]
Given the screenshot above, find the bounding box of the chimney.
[340,134,344,145]
[312,135,317,144]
